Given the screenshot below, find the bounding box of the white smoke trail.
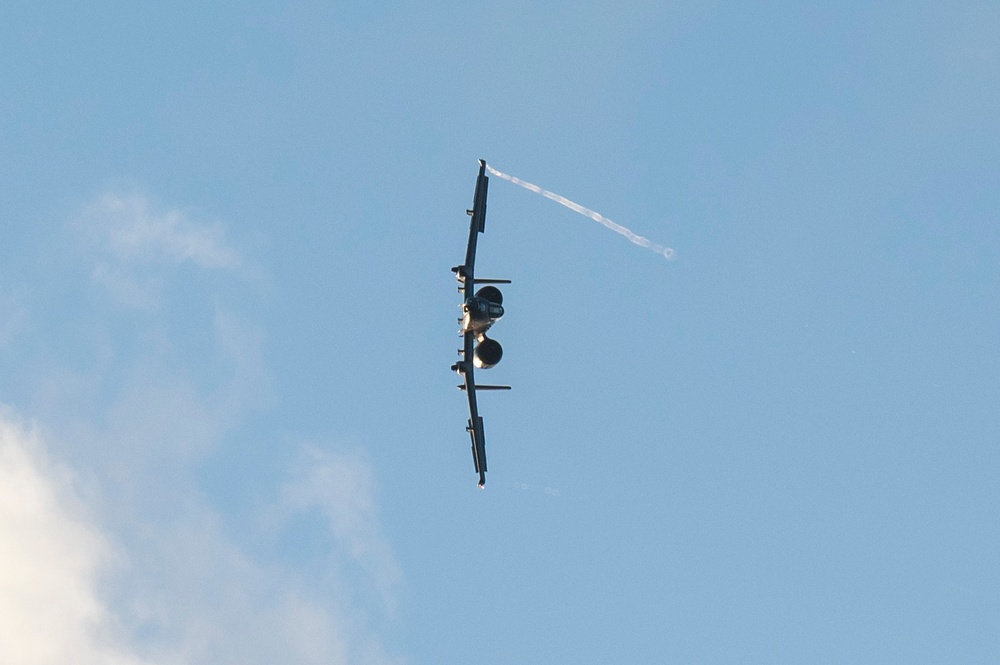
[485,164,676,260]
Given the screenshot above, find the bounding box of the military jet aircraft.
[451,160,510,488]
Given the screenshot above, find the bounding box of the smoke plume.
[485,164,675,259]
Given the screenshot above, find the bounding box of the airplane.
[450,159,510,488]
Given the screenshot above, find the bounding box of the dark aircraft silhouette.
[451,160,510,488]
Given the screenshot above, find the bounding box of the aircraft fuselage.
[461,295,504,337]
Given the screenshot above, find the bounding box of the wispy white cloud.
[81,193,241,270]
[74,192,246,309]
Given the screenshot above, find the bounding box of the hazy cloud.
[0,291,26,348]
[110,509,353,665]
[0,409,153,665]
[283,447,403,612]
[1,189,404,664]
[0,405,403,665]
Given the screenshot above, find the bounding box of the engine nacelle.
[475,285,503,305]
[473,337,503,369]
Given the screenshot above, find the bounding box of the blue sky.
[1,2,998,663]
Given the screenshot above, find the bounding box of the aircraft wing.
[461,331,488,488]
[452,160,489,285]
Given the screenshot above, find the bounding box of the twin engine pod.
[469,285,504,368]
[475,285,503,305]
[474,336,503,369]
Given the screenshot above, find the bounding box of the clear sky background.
[1,2,998,663]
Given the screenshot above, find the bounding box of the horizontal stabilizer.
[473,278,511,284]
[458,384,511,391]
